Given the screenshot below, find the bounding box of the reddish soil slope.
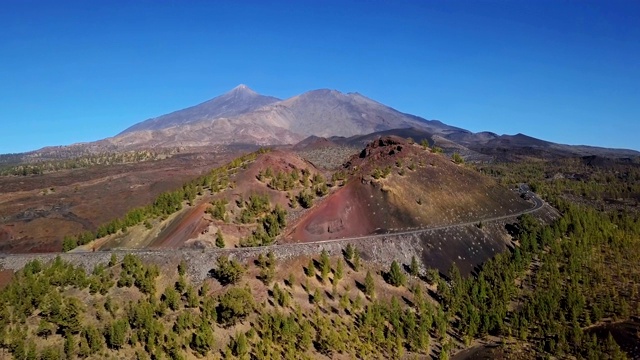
[96,149,325,249]
[147,202,211,249]
[284,136,531,242]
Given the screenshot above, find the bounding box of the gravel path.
[0,192,554,284]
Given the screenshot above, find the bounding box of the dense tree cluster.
[257,166,333,210]
[210,255,245,286]
[296,190,314,208]
[206,199,228,221]
[238,194,271,224]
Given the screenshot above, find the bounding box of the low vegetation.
[1,188,638,358]
[0,150,175,177]
[3,146,639,358]
[62,149,269,251]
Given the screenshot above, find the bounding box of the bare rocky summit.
[106,85,462,149]
[119,84,281,134]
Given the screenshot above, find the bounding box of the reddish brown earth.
[0,147,248,253]
[291,136,339,151]
[147,202,211,249]
[93,149,325,250]
[3,137,531,253]
[284,136,531,243]
[285,181,381,241]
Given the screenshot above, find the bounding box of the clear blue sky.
[1,0,639,154]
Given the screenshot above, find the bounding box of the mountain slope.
[276,89,461,138]
[284,136,532,242]
[111,87,463,148]
[119,84,280,134]
[4,85,638,161]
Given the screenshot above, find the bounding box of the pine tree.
[344,244,354,261]
[305,259,315,278]
[215,229,225,248]
[105,319,128,349]
[37,319,55,339]
[190,319,215,356]
[212,256,245,286]
[175,275,187,293]
[163,287,180,311]
[64,333,76,358]
[83,325,104,354]
[388,260,406,287]
[185,285,199,308]
[108,253,117,267]
[199,281,210,297]
[217,287,255,325]
[178,259,187,276]
[353,250,361,271]
[312,288,322,304]
[335,259,344,282]
[61,297,83,334]
[364,270,375,297]
[320,250,331,283]
[231,331,249,357]
[410,256,420,277]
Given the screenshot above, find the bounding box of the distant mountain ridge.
[107,85,467,149]
[2,84,639,163]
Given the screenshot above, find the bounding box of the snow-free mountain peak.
[119,84,279,134]
[107,86,640,159]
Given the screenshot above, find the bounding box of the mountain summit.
[102,85,640,158]
[112,86,464,148]
[119,85,280,134]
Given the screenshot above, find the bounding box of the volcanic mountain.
[85,136,533,251]
[2,84,638,168]
[119,84,281,133]
[106,85,464,149]
[104,85,639,160]
[284,136,533,242]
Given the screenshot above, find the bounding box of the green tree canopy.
[211,256,245,286]
[387,260,406,287]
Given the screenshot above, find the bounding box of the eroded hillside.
[0,147,248,253]
[285,136,531,242]
[74,137,533,252]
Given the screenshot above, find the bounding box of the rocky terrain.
[0,199,557,281]
[285,136,532,242]
[0,146,251,252]
[0,134,536,256]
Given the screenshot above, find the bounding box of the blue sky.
[1,0,639,154]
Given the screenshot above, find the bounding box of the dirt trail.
[148,202,210,249]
